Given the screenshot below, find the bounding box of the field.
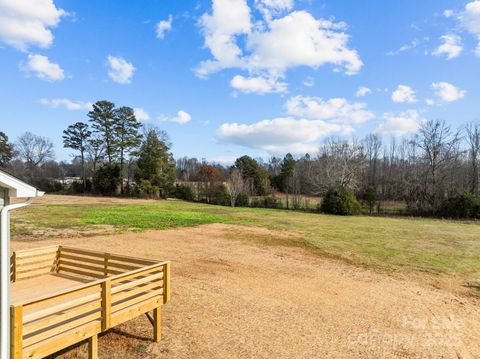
[10,195,480,358]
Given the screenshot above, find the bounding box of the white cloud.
[246,11,362,76]
[257,0,293,11]
[107,55,135,84]
[217,117,350,154]
[426,99,435,106]
[303,76,315,87]
[23,54,64,81]
[286,95,374,125]
[196,0,252,77]
[387,39,419,56]
[156,15,172,39]
[0,0,66,51]
[40,98,92,110]
[391,85,417,103]
[355,86,371,97]
[197,3,362,85]
[459,1,480,56]
[160,110,192,124]
[254,0,294,20]
[376,110,425,137]
[444,9,454,18]
[432,34,463,59]
[431,81,466,102]
[230,74,287,94]
[134,108,150,121]
[207,155,237,164]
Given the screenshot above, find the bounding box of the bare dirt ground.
[11,224,480,359]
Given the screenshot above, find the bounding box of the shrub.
[214,184,230,206]
[174,184,195,201]
[438,191,480,219]
[361,185,377,214]
[250,196,280,209]
[236,193,249,207]
[93,164,121,195]
[138,179,160,199]
[320,187,361,215]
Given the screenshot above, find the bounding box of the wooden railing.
[10,246,170,359]
[11,245,59,282]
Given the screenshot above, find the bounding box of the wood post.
[153,308,161,342]
[101,280,111,331]
[103,253,109,276]
[11,252,16,282]
[11,305,23,359]
[88,335,98,359]
[163,262,170,304]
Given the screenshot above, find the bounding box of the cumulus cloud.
[391,85,417,103]
[107,55,135,84]
[216,95,374,154]
[197,1,362,89]
[196,0,252,77]
[134,108,150,121]
[160,110,192,124]
[156,15,172,39]
[376,110,425,137]
[40,98,92,110]
[355,86,371,97]
[230,74,287,94]
[286,95,374,125]
[458,1,480,56]
[254,0,294,20]
[217,117,350,154]
[23,54,64,81]
[432,34,463,59]
[0,0,66,51]
[431,82,466,102]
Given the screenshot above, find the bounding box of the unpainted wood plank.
[163,262,171,304]
[11,305,23,359]
[153,307,161,342]
[88,335,98,359]
[101,280,111,331]
[110,297,163,327]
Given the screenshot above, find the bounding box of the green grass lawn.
[12,198,480,287]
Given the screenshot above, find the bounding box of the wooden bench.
[10,245,170,359]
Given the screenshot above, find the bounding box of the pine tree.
[88,101,116,164]
[113,106,142,193]
[63,122,91,190]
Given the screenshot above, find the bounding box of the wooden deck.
[12,274,88,305]
[10,245,170,359]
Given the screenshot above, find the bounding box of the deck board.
[11,273,89,305]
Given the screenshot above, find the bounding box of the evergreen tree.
[135,130,175,198]
[235,155,270,195]
[113,106,142,193]
[279,153,296,208]
[88,101,116,164]
[0,131,13,168]
[63,122,91,191]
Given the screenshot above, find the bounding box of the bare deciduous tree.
[226,168,244,207]
[466,122,480,195]
[16,132,54,168]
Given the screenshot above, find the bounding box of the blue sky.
[1,0,480,162]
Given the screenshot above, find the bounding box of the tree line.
[1,108,480,218]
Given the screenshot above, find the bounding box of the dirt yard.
[11,224,480,358]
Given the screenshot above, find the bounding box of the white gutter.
[1,198,32,359]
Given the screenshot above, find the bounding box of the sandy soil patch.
[11,224,480,358]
